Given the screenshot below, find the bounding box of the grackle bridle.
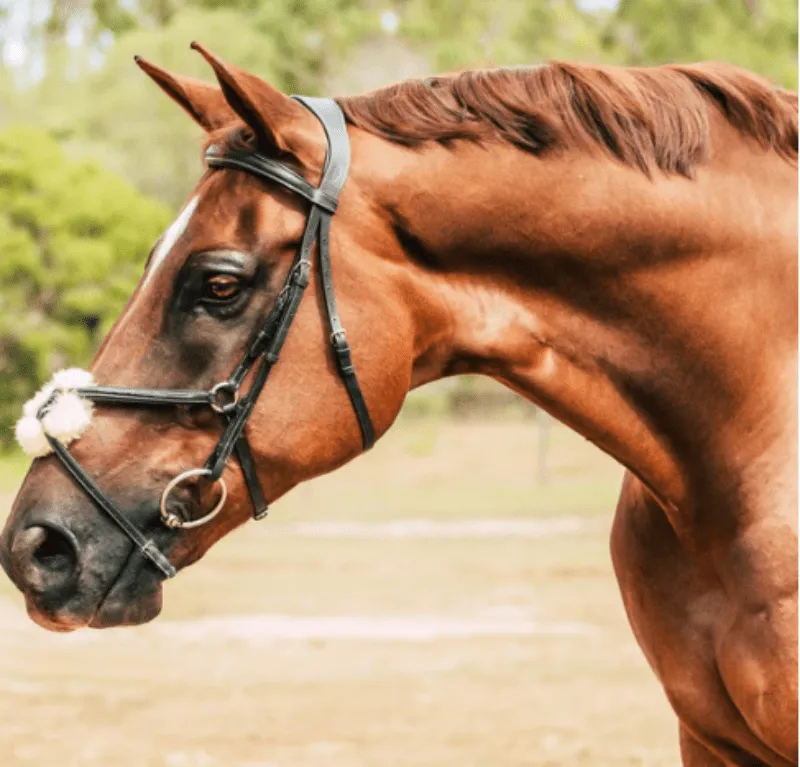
[36,98,374,579]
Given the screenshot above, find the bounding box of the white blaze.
[141,195,200,288]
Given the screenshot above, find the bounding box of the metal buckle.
[159,468,227,530]
[289,260,311,287]
[209,381,239,414]
[331,329,347,346]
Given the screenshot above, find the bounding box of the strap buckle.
[289,260,311,288]
[330,330,354,375]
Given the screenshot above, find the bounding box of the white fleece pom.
[15,416,51,458]
[22,384,55,419]
[16,367,96,457]
[41,392,94,446]
[52,368,94,389]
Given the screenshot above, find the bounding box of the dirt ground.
[0,419,679,766]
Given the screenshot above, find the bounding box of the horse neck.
[358,132,798,533]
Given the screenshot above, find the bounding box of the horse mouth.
[88,547,165,629]
[21,545,166,632]
[88,588,163,629]
[24,600,86,633]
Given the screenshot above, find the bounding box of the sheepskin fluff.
[16,368,95,457]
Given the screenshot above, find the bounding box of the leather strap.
[234,436,268,520]
[78,386,212,407]
[46,436,176,579]
[204,210,318,483]
[206,149,339,214]
[318,214,375,448]
[292,96,351,207]
[296,96,374,448]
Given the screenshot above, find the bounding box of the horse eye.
[202,274,242,303]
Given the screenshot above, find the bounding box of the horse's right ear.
[134,56,235,131]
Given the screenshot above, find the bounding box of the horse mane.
[336,61,798,177]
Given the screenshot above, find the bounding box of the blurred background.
[0,2,796,766]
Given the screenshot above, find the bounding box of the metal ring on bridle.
[159,468,227,530]
[209,381,239,414]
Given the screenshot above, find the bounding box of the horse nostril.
[32,526,76,573]
[11,524,80,596]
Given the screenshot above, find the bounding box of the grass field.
[0,417,679,767]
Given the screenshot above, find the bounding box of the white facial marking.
[141,195,200,288]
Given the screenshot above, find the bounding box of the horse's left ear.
[134,56,234,131]
[190,41,317,158]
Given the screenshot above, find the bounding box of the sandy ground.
[0,420,679,766]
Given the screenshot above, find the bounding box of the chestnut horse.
[1,45,797,766]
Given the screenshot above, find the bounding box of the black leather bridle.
[36,97,374,579]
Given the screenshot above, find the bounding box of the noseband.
[31,97,374,579]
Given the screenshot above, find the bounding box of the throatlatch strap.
[295,96,375,449]
[318,214,375,449]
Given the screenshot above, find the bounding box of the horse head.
[1,44,432,630]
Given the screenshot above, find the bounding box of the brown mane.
[336,61,798,177]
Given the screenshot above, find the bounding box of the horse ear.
[190,41,313,156]
[134,55,235,131]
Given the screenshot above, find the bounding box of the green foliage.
[7,9,285,206]
[0,126,170,449]
[399,0,618,69]
[395,0,797,87]
[92,0,138,35]
[614,0,798,88]
[4,4,378,207]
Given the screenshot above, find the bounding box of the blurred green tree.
[0,126,170,448]
[612,0,797,87]
[398,0,619,69]
[4,4,377,207]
